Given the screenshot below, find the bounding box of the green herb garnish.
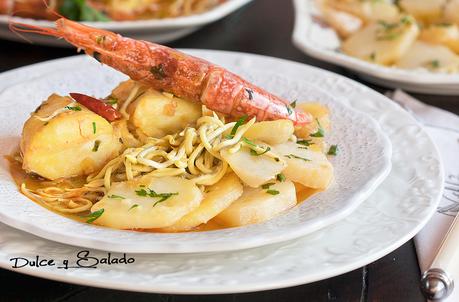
[242,137,257,147]
[96,35,106,44]
[135,187,178,207]
[128,204,139,211]
[92,140,101,152]
[81,209,104,223]
[59,0,110,22]
[328,144,338,156]
[92,121,97,134]
[369,52,376,61]
[65,105,81,111]
[285,154,311,162]
[290,100,297,108]
[227,115,248,139]
[107,97,118,105]
[261,183,275,189]
[276,173,286,182]
[310,118,324,138]
[297,139,312,147]
[150,64,167,80]
[428,60,440,69]
[250,146,271,156]
[266,189,280,195]
[286,104,293,115]
[108,194,125,199]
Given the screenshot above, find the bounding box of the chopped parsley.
[276,173,286,182]
[81,209,104,223]
[227,115,248,139]
[128,204,139,211]
[242,137,257,147]
[286,104,293,116]
[150,64,167,80]
[65,105,82,111]
[285,154,311,162]
[92,140,101,152]
[297,139,312,147]
[370,52,376,61]
[328,144,338,156]
[135,187,178,206]
[250,146,271,156]
[261,182,275,189]
[310,118,324,138]
[428,60,440,69]
[108,194,125,199]
[107,97,118,105]
[290,100,297,108]
[266,189,280,195]
[92,121,97,134]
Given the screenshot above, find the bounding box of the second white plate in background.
[292,0,459,95]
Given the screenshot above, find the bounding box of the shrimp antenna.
[41,0,65,19]
[9,19,61,43]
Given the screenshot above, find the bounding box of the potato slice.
[419,24,459,54]
[128,89,201,138]
[396,41,459,73]
[444,0,459,26]
[91,176,203,229]
[273,142,334,189]
[320,4,363,38]
[220,145,286,188]
[244,120,294,145]
[214,180,297,227]
[20,94,122,180]
[325,0,399,22]
[399,0,446,24]
[342,15,419,65]
[161,173,243,231]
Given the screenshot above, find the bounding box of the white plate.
[292,0,459,94]
[0,50,443,294]
[0,0,252,46]
[0,52,391,253]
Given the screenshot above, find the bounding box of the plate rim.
[0,0,252,30]
[291,0,459,86]
[0,49,444,294]
[0,53,392,253]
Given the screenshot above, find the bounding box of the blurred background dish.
[292,0,459,95]
[0,0,251,46]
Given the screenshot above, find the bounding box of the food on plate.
[0,0,226,21]
[9,19,335,232]
[317,0,459,73]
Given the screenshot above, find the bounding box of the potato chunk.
[128,89,201,138]
[214,180,297,227]
[399,0,446,24]
[419,24,459,54]
[325,0,399,23]
[444,0,459,26]
[320,3,363,38]
[273,142,334,189]
[221,146,286,188]
[244,120,294,145]
[20,94,121,180]
[342,15,419,65]
[162,173,243,231]
[91,176,203,229]
[396,41,459,73]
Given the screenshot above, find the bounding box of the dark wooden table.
[1,0,456,301]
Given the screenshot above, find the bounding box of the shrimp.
[11,18,312,125]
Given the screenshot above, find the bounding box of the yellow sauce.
[7,153,320,233]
